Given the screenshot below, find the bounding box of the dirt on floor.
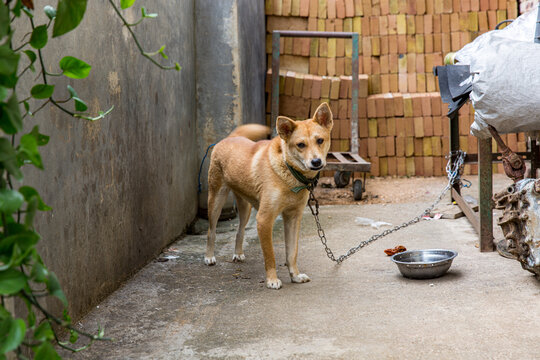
[316,176,455,205]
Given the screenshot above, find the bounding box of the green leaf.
[24,196,37,227]
[175,62,181,71]
[0,93,22,134]
[23,50,37,72]
[52,0,87,38]
[0,189,24,214]
[19,186,51,211]
[0,87,7,102]
[120,0,136,9]
[59,56,91,79]
[29,126,50,146]
[0,138,23,181]
[46,272,67,306]
[31,261,48,282]
[29,25,48,49]
[0,73,18,89]
[33,321,54,342]
[30,84,54,99]
[0,317,25,353]
[12,1,22,17]
[27,309,36,328]
[0,2,9,39]
[73,97,87,112]
[0,269,26,294]
[0,45,20,76]
[19,133,43,169]
[69,329,78,343]
[44,5,56,19]
[158,45,168,59]
[34,342,61,360]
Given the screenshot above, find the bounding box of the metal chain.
[309,151,467,264]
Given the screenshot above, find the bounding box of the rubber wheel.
[334,171,351,188]
[353,179,363,201]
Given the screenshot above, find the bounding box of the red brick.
[300,0,310,15]
[424,116,433,136]
[386,136,396,156]
[368,138,377,157]
[345,0,355,16]
[336,0,346,18]
[424,157,434,176]
[414,156,424,176]
[311,76,322,98]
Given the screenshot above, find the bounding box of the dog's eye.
[297,142,306,149]
[317,138,324,145]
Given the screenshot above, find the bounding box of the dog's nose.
[311,158,322,168]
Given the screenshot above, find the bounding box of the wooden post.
[478,137,494,252]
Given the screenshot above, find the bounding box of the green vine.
[0,0,180,358]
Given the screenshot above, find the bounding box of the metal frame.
[450,114,540,251]
[271,30,360,154]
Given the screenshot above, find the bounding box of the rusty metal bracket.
[488,125,525,182]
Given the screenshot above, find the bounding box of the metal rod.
[273,30,357,38]
[351,33,359,154]
[478,137,494,252]
[449,112,461,199]
[271,32,280,136]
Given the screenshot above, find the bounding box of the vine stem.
[21,291,112,342]
[107,0,177,70]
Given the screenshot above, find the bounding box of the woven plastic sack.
[455,8,540,139]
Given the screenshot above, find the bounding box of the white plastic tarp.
[455,8,540,139]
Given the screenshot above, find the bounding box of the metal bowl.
[391,249,458,279]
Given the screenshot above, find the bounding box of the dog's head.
[276,102,333,172]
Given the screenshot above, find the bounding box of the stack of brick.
[265,0,525,178]
[266,0,518,95]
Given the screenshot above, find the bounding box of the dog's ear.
[313,102,333,129]
[276,116,296,140]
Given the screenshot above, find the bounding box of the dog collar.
[285,162,320,193]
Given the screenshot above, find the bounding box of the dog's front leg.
[283,208,310,284]
[256,209,281,290]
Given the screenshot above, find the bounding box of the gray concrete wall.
[195,0,266,194]
[21,0,197,318]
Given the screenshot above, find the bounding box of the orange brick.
[318,58,327,76]
[406,157,415,175]
[375,95,386,117]
[284,71,296,96]
[332,119,341,139]
[311,75,322,98]
[421,95,431,116]
[405,117,415,136]
[359,98,367,117]
[424,116,433,136]
[336,0,346,17]
[397,157,406,175]
[433,156,442,176]
[411,94,423,116]
[396,136,405,156]
[387,117,396,136]
[280,95,311,119]
[377,137,387,156]
[405,136,415,156]
[414,156,424,175]
[386,136,396,156]
[359,117,369,137]
[367,97,377,118]
[387,156,397,175]
[424,157,434,176]
[396,118,406,137]
[338,99,348,119]
[309,0,318,16]
[299,0,310,15]
[378,117,388,136]
[367,138,377,157]
[339,76,351,99]
[370,157,380,176]
[414,117,424,137]
[345,0,355,16]
[383,93,395,117]
[327,0,337,18]
[433,116,442,136]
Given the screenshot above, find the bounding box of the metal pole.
[351,33,359,155]
[271,31,280,137]
[478,137,494,252]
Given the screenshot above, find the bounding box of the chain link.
[310,151,467,264]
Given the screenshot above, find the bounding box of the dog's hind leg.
[232,193,251,262]
[205,169,229,266]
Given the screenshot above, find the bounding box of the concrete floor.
[67,175,540,360]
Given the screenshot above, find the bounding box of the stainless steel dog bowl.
[391,249,457,279]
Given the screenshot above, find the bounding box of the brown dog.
[205,103,333,289]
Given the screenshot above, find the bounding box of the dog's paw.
[266,278,282,290]
[291,273,311,283]
[232,253,245,262]
[204,256,216,266]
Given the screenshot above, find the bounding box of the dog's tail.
[228,124,271,141]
